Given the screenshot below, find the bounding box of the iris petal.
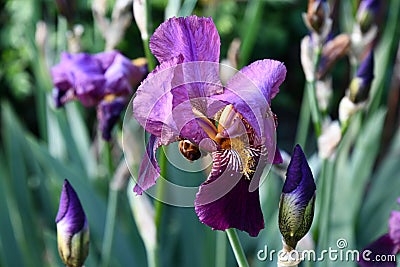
[358,234,398,267]
[150,16,220,63]
[195,149,264,237]
[134,135,162,195]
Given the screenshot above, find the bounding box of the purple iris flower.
[279,144,316,249]
[358,198,400,267]
[56,179,89,267]
[51,50,146,140]
[132,16,286,236]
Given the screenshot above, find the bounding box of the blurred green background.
[0,0,399,266]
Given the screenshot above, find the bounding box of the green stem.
[295,84,311,147]
[143,38,156,72]
[151,146,167,267]
[100,142,118,267]
[306,81,322,137]
[225,228,250,267]
[215,231,227,267]
[307,47,323,137]
[316,159,334,251]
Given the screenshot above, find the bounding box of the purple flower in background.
[51,51,146,140]
[356,0,380,33]
[350,51,374,103]
[132,16,286,236]
[358,199,400,267]
[279,145,316,249]
[56,179,89,267]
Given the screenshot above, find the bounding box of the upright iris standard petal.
[350,51,374,103]
[150,16,220,63]
[279,145,316,249]
[212,59,286,140]
[56,179,89,267]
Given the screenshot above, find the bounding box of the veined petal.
[133,56,183,145]
[358,234,398,267]
[195,149,264,237]
[212,60,286,138]
[150,16,220,63]
[134,135,162,195]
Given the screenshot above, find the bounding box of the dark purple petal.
[56,179,87,235]
[358,234,399,267]
[212,59,286,137]
[103,52,146,96]
[195,150,264,237]
[279,145,316,248]
[51,52,106,107]
[150,16,220,63]
[389,211,400,246]
[134,135,162,195]
[357,51,374,88]
[97,96,126,141]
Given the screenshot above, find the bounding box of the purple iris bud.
[97,96,126,141]
[132,16,286,236]
[358,199,400,267]
[279,144,316,250]
[350,51,374,103]
[357,0,380,33]
[56,179,89,267]
[51,50,146,107]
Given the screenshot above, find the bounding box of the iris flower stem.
[151,147,168,267]
[316,158,333,252]
[226,228,250,267]
[100,142,118,267]
[295,84,311,147]
[216,231,227,267]
[143,38,156,72]
[307,47,323,137]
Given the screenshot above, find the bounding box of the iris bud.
[56,180,89,267]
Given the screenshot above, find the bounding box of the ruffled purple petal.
[97,97,126,141]
[133,56,184,144]
[103,52,146,96]
[212,59,286,137]
[150,16,220,63]
[134,135,162,195]
[195,150,264,237]
[51,52,106,107]
[56,179,87,235]
[358,234,399,267]
[389,211,400,246]
[357,51,374,88]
